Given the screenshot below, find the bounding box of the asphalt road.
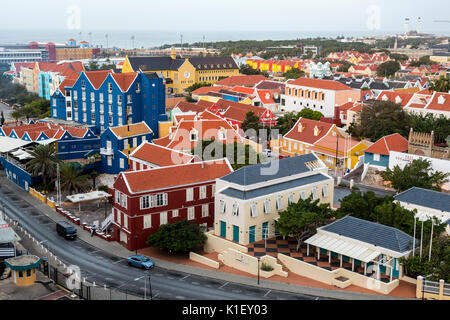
[0,181,323,301]
[0,101,13,121]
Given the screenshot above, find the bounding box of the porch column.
[340,254,343,267]
[377,262,380,281]
[390,259,394,282]
[317,248,320,260]
[364,262,367,275]
[351,258,354,272]
[328,251,331,263]
[307,244,310,256]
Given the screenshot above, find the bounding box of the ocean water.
[0,29,403,49]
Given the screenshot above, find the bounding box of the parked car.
[263,149,272,156]
[278,155,288,160]
[127,255,155,270]
[56,221,77,240]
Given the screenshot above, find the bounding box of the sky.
[1,0,449,34]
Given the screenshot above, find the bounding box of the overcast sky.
[1,0,449,34]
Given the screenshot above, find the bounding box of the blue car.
[127,255,155,270]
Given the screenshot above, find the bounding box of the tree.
[276,112,299,135]
[429,76,450,93]
[389,53,409,62]
[19,104,40,123]
[348,101,410,142]
[26,144,61,186]
[241,111,261,139]
[382,158,449,192]
[336,190,445,236]
[239,64,268,77]
[376,60,401,77]
[87,61,99,70]
[11,110,22,125]
[186,82,212,93]
[282,68,304,79]
[146,219,207,253]
[276,197,333,251]
[409,55,430,67]
[408,113,450,144]
[192,140,263,171]
[297,108,324,121]
[59,163,90,193]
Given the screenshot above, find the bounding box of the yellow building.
[5,255,41,287]
[430,54,450,65]
[122,49,239,94]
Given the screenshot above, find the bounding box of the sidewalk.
[1,176,413,300]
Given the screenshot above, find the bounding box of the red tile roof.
[175,101,206,114]
[284,118,335,145]
[109,122,152,138]
[130,142,196,167]
[257,90,275,104]
[288,78,354,91]
[121,159,233,193]
[425,92,450,112]
[191,86,225,95]
[376,91,415,108]
[111,72,138,92]
[215,75,268,87]
[84,70,113,89]
[196,100,215,108]
[363,133,408,156]
[231,86,255,95]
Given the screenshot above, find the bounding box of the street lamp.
[257,257,260,285]
[39,240,51,281]
[148,272,153,300]
[134,234,138,255]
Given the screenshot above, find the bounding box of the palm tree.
[277,112,299,135]
[60,163,90,193]
[26,144,60,186]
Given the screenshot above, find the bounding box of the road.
[0,180,323,301]
[0,101,13,121]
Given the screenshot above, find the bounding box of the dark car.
[56,221,77,240]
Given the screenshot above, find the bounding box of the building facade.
[51,71,168,136]
[214,154,334,245]
[112,159,233,251]
[280,78,361,118]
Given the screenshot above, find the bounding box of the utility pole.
[180,34,183,48]
[428,219,434,261]
[335,133,339,177]
[88,32,92,46]
[131,35,135,50]
[56,163,61,206]
[105,34,109,51]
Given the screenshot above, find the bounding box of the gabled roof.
[120,159,233,194]
[425,92,450,112]
[175,101,206,114]
[108,122,152,139]
[111,72,138,92]
[363,133,408,156]
[84,70,114,89]
[215,75,268,87]
[127,56,184,72]
[256,90,275,104]
[288,78,354,91]
[220,153,325,186]
[284,118,335,145]
[376,91,415,108]
[130,142,196,167]
[312,135,364,154]
[395,187,450,213]
[321,216,415,254]
[214,99,276,122]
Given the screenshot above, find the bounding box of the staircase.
[100,212,114,232]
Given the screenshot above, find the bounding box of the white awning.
[66,191,111,203]
[0,137,32,153]
[305,233,381,263]
[36,138,57,145]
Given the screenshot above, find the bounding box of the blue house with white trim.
[50,70,167,137]
[100,122,154,174]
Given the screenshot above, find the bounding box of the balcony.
[100,148,113,156]
[91,98,95,103]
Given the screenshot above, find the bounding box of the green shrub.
[98,185,109,193]
[260,263,274,272]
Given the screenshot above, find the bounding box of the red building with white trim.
[112,159,233,251]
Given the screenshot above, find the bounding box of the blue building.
[100,122,154,174]
[363,133,408,169]
[50,70,167,137]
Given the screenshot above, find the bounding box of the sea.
[0,29,418,49]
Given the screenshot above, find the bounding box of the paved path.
[0,175,410,300]
[0,101,13,122]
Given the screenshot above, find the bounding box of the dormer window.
[190,129,198,141]
[437,95,445,104]
[382,95,388,101]
[218,128,226,140]
[81,80,86,88]
[298,123,303,132]
[314,126,320,136]
[395,96,402,104]
[136,83,140,92]
[108,83,113,93]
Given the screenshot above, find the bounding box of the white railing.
[100,212,114,232]
[100,148,113,156]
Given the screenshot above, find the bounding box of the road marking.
[180,274,190,280]
[218,282,229,289]
[263,290,272,297]
[112,259,125,264]
[315,297,319,300]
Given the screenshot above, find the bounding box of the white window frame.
[120,158,125,169]
[300,191,307,200]
[276,197,283,211]
[201,204,209,217]
[219,200,226,213]
[188,207,195,220]
[312,187,318,200]
[263,200,270,214]
[121,193,128,209]
[115,190,120,204]
[160,211,168,225]
[288,193,294,205]
[172,209,179,218]
[373,153,380,162]
[186,188,194,202]
[322,185,328,197]
[123,214,128,229]
[250,203,258,218]
[199,186,207,199]
[143,214,151,229]
[116,210,121,225]
[232,203,239,216]
[140,195,150,209]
